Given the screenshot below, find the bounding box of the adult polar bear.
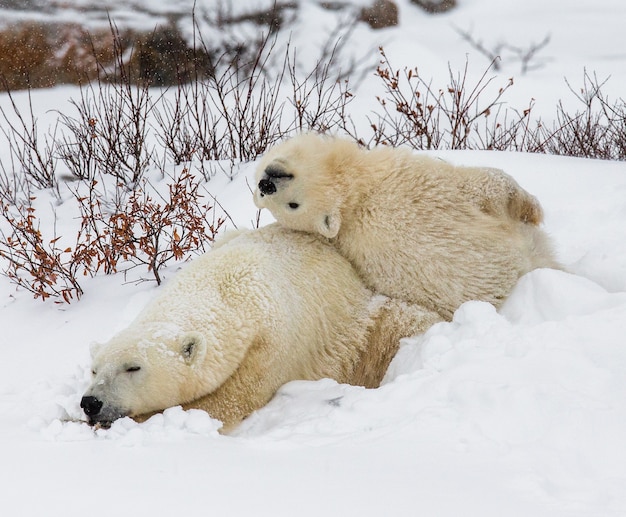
[254,133,560,320]
[81,224,442,431]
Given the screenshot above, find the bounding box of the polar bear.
[81,224,442,431]
[254,133,560,320]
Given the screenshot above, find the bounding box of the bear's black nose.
[80,396,103,417]
[258,178,277,196]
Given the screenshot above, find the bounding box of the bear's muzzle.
[80,395,103,417]
[80,395,127,427]
[258,165,294,197]
[258,178,277,196]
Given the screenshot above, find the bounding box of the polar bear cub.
[81,224,442,431]
[254,133,559,320]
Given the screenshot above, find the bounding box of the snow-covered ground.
[1,1,626,516]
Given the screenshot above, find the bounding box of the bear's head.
[81,323,212,427]
[254,133,357,239]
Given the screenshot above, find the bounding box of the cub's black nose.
[258,178,277,196]
[80,396,103,417]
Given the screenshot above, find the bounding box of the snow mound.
[39,406,222,444]
[236,268,626,473]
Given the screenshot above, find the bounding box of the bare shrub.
[152,23,359,178]
[0,86,60,197]
[2,21,626,304]
[455,26,551,75]
[204,34,288,165]
[603,101,626,161]
[152,86,198,166]
[0,199,83,302]
[116,171,224,285]
[0,168,224,301]
[473,99,536,153]
[287,55,353,135]
[507,35,552,75]
[57,23,156,188]
[57,79,155,187]
[0,16,362,302]
[364,48,531,150]
[529,72,626,160]
[364,50,626,158]
[208,1,297,32]
[73,169,225,286]
[0,161,32,206]
[150,31,288,179]
[286,29,357,135]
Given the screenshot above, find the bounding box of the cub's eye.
[91,370,97,376]
[288,202,299,209]
[126,366,141,373]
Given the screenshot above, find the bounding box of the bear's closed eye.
[265,165,294,179]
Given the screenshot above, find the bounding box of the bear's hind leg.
[459,167,544,225]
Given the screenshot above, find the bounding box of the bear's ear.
[89,341,103,359]
[180,332,207,366]
[317,209,341,238]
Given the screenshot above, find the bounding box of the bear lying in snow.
[254,133,560,320]
[81,224,442,431]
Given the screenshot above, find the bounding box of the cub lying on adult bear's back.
[254,133,560,320]
[81,224,442,432]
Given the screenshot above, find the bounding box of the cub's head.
[254,133,357,239]
[81,323,210,427]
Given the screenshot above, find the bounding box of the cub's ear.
[180,332,207,365]
[89,341,103,359]
[317,209,341,238]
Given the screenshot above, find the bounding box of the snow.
[1,1,626,516]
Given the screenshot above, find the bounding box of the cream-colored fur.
[254,133,560,320]
[83,224,442,432]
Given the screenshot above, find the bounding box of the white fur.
[254,133,560,319]
[83,224,442,431]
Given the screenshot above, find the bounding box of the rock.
[360,0,399,30]
[411,0,457,14]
